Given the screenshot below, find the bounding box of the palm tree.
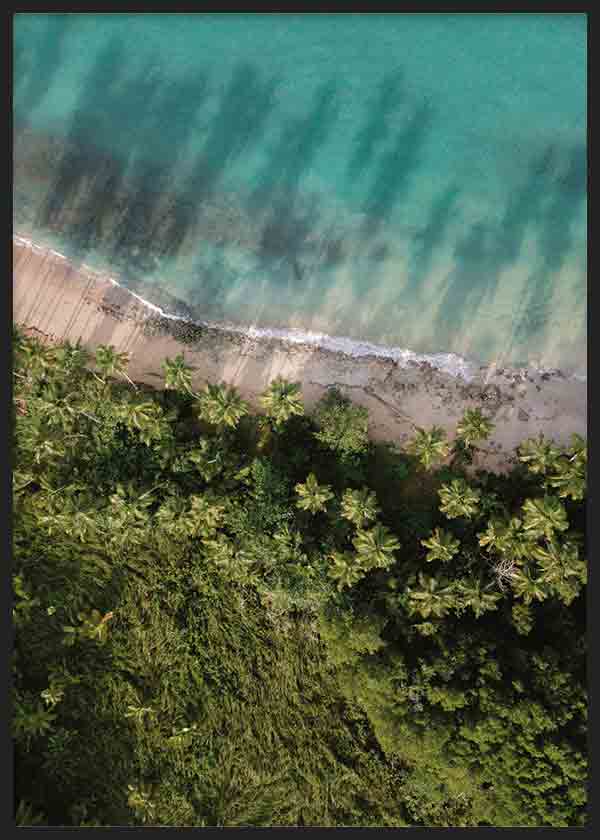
[15,335,56,381]
[107,484,154,547]
[13,698,56,748]
[127,783,156,825]
[456,576,501,618]
[517,434,562,475]
[568,432,587,460]
[546,451,586,501]
[272,525,306,563]
[32,437,66,467]
[421,527,460,563]
[260,378,304,428]
[13,469,35,498]
[352,524,400,570]
[547,461,586,502]
[155,495,188,537]
[124,704,155,724]
[408,426,450,470]
[187,494,225,538]
[327,551,366,591]
[34,388,74,432]
[117,399,165,446]
[531,538,586,592]
[162,353,194,395]
[509,565,549,605]
[71,608,114,644]
[455,408,494,448]
[66,509,99,543]
[521,496,568,541]
[478,516,531,561]
[511,601,534,635]
[188,438,225,482]
[340,488,380,528]
[94,344,137,389]
[196,383,248,430]
[203,534,237,569]
[54,340,91,378]
[295,473,334,514]
[529,539,563,586]
[438,479,481,520]
[412,621,440,638]
[406,573,455,619]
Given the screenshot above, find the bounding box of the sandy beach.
[13,236,586,473]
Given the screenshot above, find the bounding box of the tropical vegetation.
[12,329,587,826]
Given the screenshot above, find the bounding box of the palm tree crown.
[455,408,495,448]
[294,473,334,514]
[327,551,366,591]
[509,565,549,605]
[521,496,568,541]
[15,334,56,380]
[352,524,400,570]
[421,527,460,563]
[162,353,194,394]
[406,573,455,619]
[408,426,450,470]
[518,435,562,475]
[260,378,304,428]
[196,383,249,429]
[94,345,135,387]
[438,479,481,520]
[478,516,531,561]
[456,575,501,617]
[340,488,380,528]
[294,473,333,513]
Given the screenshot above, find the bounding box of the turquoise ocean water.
[13,13,587,374]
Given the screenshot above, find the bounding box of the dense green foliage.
[12,329,587,826]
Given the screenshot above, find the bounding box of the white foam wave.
[13,233,584,384]
[222,322,481,380]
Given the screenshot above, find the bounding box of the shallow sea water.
[13,13,587,374]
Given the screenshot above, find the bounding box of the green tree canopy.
[260,378,304,429]
[340,487,380,528]
[196,383,249,430]
[408,426,451,471]
[294,472,334,514]
[312,388,370,462]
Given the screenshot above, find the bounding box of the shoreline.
[13,235,587,472]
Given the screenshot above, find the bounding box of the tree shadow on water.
[244,80,342,303]
[14,15,73,118]
[32,37,213,284]
[33,39,133,243]
[159,62,281,266]
[109,70,211,275]
[249,80,340,214]
[402,183,460,305]
[346,70,405,184]
[20,27,584,373]
[196,62,281,198]
[360,99,433,239]
[430,219,496,353]
[430,141,587,364]
[508,142,587,357]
